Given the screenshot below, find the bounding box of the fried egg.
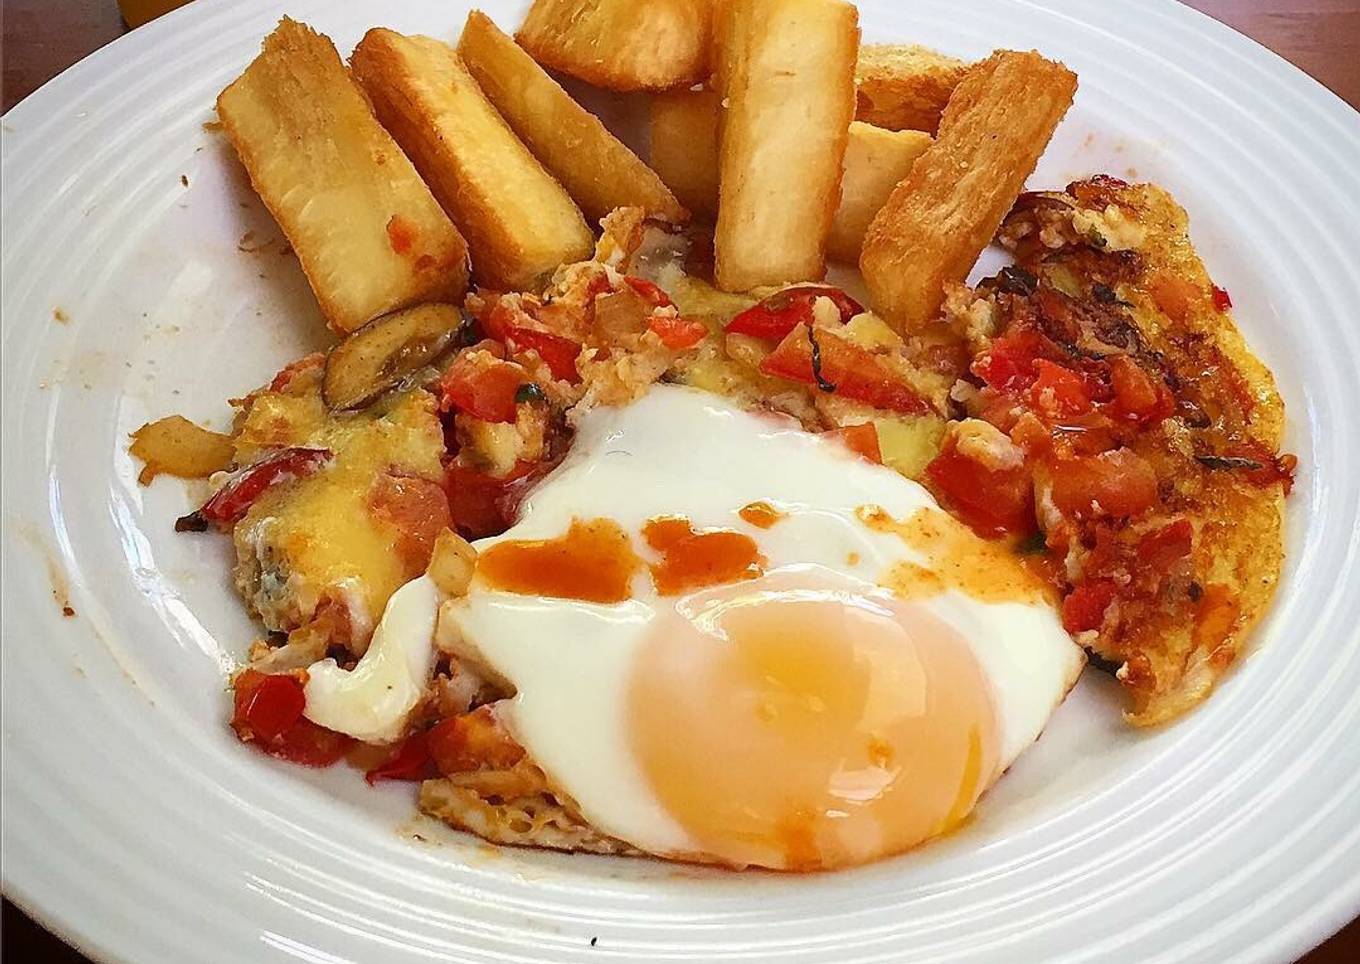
[438,385,1084,870]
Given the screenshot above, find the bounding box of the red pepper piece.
[924,441,1036,539]
[972,330,1048,391]
[230,670,351,767]
[197,448,332,528]
[1028,359,1094,417]
[1050,448,1158,519]
[1211,285,1232,312]
[364,731,435,785]
[824,423,882,464]
[1137,518,1194,569]
[1109,355,1175,425]
[726,284,863,340]
[648,315,708,351]
[1062,580,1118,633]
[505,326,582,383]
[760,324,929,415]
[438,354,525,422]
[622,276,675,309]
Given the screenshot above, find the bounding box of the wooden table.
[2,1,1357,961]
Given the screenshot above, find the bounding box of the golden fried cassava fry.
[713,0,859,291]
[351,28,593,292]
[516,0,712,92]
[649,87,722,221]
[459,11,685,223]
[828,123,932,263]
[861,50,1076,330]
[216,18,468,334]
[855,44,971,135]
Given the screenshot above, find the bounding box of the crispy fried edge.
[216,18,468,334]
[861,50,1077,331]
[516,0,712,92]
[714,0,859,291]
[854,43,971,135]
[459,11,685,224]
[828,122,933,264]
[1120,184,1287,726]
[351,28,593,293]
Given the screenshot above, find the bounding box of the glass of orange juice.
[117,0,193,28]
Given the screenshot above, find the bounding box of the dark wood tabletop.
[2,1,1357,961]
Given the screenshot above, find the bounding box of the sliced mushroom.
[322,303,465,410]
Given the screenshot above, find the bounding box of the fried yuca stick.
[861,51,1077,330]
[828,123,932,263]
[855,44,971,135]
[351,29,593,292]
[516,0,712,92]
[650,88,723,221]
[216,18,468,334]
[458,11,685,224]
[714,0,859,292]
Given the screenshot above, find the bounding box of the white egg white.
[440,386,1085,858]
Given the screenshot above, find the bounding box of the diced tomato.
[1028,359,1093,417]
[824,423,883,464]
[1061,580,1118,633]
[1137,518,1194,569]
[1109,355,1174,425]
[196,448,333,529]
[760,324,929,415]
[230,670,351,767]
[972,330,1047,391]
[1050,448,1159,518]
[364,731,436,785]
[444,460,538,540]
[477,301,518,341]
[438,354,524,422]
[622,276,675,309]
[725,285,863,340]
[233,670,305,741]
[428,706,525,776]
[1211,285,1233,312]
[368,474,453,573]
[648,314,708,351]
[505,326,582,383]
[924,441,1036,539]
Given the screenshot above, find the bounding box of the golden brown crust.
[714,0,860,291]
[216,18,467,334]
[516,0,712,92]
[350,28,593,292]
[861,50,1077,331]
[981,178,1290,725]
[854,43,971,135]
[458,11,686,224]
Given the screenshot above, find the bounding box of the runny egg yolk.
[629,570,1000,871]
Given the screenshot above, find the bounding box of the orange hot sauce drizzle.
[476,518,642,603]
[738,501,786,529]
[643,517,765,597]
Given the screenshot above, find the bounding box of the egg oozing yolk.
[629,570,1000,871]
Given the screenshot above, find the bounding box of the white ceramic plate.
[3,1,1359,961]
